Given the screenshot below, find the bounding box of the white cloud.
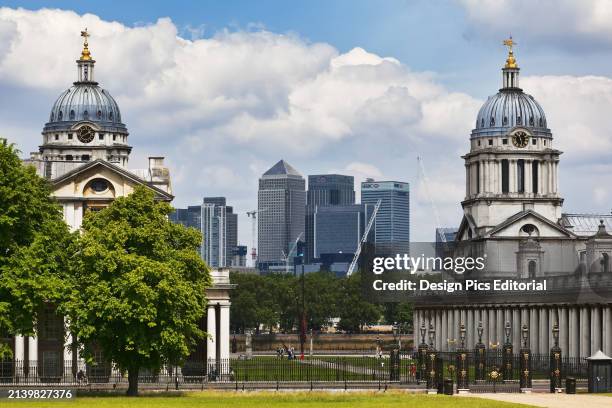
[0,6,611,246]
[459,0,612,50]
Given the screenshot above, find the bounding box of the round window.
[90,179,109,193]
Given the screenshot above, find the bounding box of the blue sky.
[5,0,612,96]
[1,1,612,248]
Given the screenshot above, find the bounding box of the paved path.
[467,393,612,408]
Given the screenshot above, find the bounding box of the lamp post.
[390,322,400,381]
[520,324,532,392]
[456,323,469,392]
[474,321,486,381]
[426,322,439,393]
[417,322,428,383]
[550,322,562,393]
[502,321,513,381]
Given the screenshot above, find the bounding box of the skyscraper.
[257,160,306,271]
[313,204,372,258]
[305,174,355,262]
[170,196,242,268]
[361,180,410,254]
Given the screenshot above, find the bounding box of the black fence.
[0,351,588,388]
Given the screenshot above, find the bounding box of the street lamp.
[521,324,529,348]
[460,323,466,349]
[504,321,511,345]
[477,321,484,344]
[552,322,559,348]
[428,322,436,348]
[420,322,427,345]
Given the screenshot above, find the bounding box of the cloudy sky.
[1,1,612,251]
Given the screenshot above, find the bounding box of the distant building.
[305,174,355,263]
[258,160,306,271]
[361,180,410,254]
[171,196,244,268]
[436,227,458,243]
[314,204,372,258]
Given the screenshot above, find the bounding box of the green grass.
[0,391,538,407]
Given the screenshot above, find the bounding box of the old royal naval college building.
[413,39,612,359]
[9,31,232,379]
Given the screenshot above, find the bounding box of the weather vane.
[80,28,92,60]
[503,35,517,68]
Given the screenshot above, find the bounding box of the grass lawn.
[0,391,538,408]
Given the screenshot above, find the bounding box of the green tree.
[302,271,339,330]
[64,187,210,396]
[0,142,74,357]
[337,272,382,332]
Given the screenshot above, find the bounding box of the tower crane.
[282,232,304,274]
[417,156,446,243]
[347,199,381,276]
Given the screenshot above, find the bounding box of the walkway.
[469,393,612,408]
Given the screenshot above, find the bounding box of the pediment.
[487,210,574,239]
[50,159,173,202]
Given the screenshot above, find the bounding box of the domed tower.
[37,29,131,179]
[461,38,563,238]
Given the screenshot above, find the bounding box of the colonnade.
[466,158,559,197]
[414,303,612,357]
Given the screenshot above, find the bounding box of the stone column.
[488,308,496,346]
[525,159,532,194]
[592,306,602,353]
[467,308,475,349]
[603,307,612,356]
[580,307,590,358]
[15,335,25,377]
[436,310,443,350]
[568,307,579,358]
[454,309,461,343]
[28,336,38,374]
[529,307,538,353]
[539,307,548,354]
[465,165,470,197]
[219,304,231,362]
[513,308,521,351]
[482,308,489,347]
[206,305,217,362]
[496,308,504,346]
[509,160,516,193]
[478,161,484,195]
[441,310,448,351]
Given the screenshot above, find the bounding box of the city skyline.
[1,3,612,250]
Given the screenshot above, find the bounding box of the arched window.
[517,159,525,193]
[97,110,102,119]
[490,117,495,126]
[503,116,508,126]
[58,111,63,120]
[529,116,534,126]
[528,261,537,278]
[83,110,89,120]
[69,110,75,120]
[501,159,509,193]
[603,253,610,273]
[109,111,113,121]
[520,224,539,237]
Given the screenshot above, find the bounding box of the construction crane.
[347,199,381,276]
[246,208,267,262]
[417,156,446,243]
[281,232,303,274]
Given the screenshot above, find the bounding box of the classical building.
[413,39,612,358]
[12,31,232,379]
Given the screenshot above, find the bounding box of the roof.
[51,159,174,201]
[487,209,575,238]
[586,350,612,361]
[263,159,301,177]
[561,214,612,237]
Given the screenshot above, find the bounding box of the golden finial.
[80,28,92,60]
[503,36,517,68]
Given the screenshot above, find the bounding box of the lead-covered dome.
[472,90,549,138]
[471,42,551,139]
[47,84,122,126]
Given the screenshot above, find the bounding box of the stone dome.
[472,89,550,138]
[44,83,124,131]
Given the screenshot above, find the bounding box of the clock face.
[77,125,95,143]
[511,131,529,148]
